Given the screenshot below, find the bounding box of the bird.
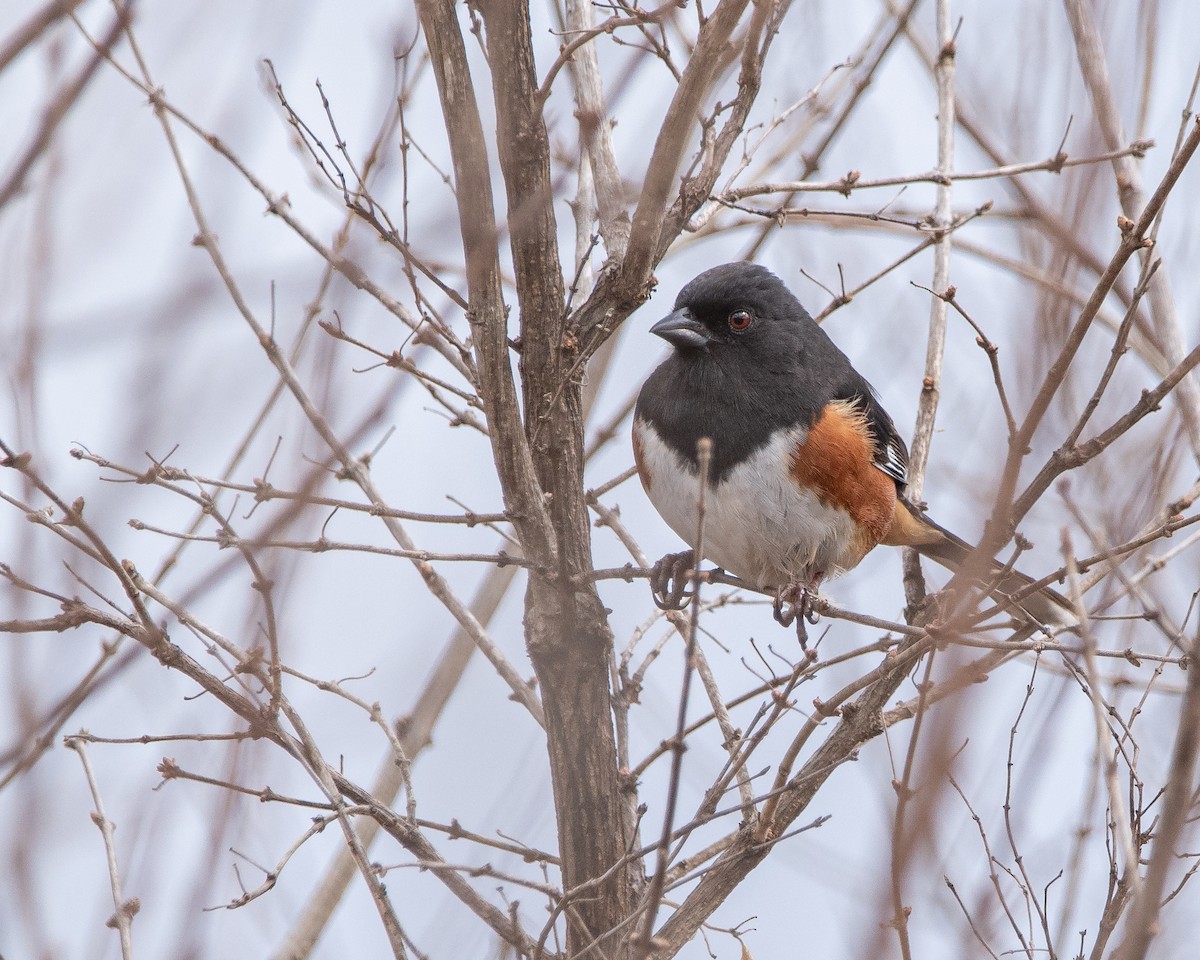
[632,261,1076,641]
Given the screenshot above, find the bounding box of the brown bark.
[483,1,636,949]
[423,0,636,950]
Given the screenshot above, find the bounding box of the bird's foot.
[650,549,697,610]
[773,576,824,648]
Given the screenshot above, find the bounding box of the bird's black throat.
[635,346,821,484]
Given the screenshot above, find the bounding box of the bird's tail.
[888,500,1078,627]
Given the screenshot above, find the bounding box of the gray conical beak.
[650,308,711,349]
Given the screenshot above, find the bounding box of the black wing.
[836,378,909,488]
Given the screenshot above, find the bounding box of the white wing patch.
[876,436,908,486]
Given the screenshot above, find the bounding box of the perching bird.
[632,261,1075,638]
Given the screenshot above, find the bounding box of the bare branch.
[1062,0,1200,460]
[65,736,138,960]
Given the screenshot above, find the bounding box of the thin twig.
[66,736,137,960]
[1064,532,1142,908]
[638,437,712,953]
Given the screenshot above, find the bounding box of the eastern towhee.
[633,261,1076,639]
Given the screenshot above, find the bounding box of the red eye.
[728,310,752,331]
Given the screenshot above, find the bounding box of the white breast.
[636,421,860,589]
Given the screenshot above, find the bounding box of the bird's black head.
[650,262,814,355]
[637,261,866,480]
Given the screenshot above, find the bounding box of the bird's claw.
[650,549,697,610]
[774,578,824,648]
